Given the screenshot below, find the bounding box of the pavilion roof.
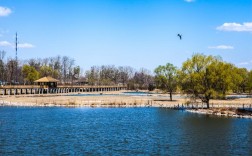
[34,76,59,83]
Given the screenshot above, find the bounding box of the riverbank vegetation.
[155,54,252,108]
[0,51,252,108]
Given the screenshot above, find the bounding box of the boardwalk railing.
[0,85,127,95]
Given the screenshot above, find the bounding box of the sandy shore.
[0,90,251,107]
[0,90,252,118]
[0,91,183,107]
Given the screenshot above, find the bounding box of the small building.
[34,76,59,88]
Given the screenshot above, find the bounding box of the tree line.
[0,51,80,85]
[0,51,154,89]
[85,66,154,89]
[1,51,252,107]
[154,53,252,108]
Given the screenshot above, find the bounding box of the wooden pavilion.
[34,76,59,88]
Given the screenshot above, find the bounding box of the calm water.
[0,107,252,155]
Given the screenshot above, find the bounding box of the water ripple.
[0,107,251,155]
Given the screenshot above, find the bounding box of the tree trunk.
[169,91,172,101]
[206,98,210,109]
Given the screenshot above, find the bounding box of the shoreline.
[1,91,252,119]
[1,102,252,119]
[186,108,252,119]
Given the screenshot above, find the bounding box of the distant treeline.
[0,51,153,90]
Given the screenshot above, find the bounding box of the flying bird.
[177,34,182,40]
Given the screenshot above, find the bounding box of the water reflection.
[181,114,232,155]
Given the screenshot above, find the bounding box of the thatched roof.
[34,76,59,83]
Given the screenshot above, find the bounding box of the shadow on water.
[189,113,252,155]
[156,108,252,155]
[181,113,233,155]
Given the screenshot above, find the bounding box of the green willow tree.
[247,70,252,94]
[234,68,249,93]
[208,61,241,99]
[179,53,237,108]
[22,65,39,84]
[39,66,59,78]
[154,63,178,101]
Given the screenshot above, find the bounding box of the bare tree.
[6,58,17,84]
[62,56,70,84]
[0,51,6,82]
[28,58,41,71]
[131,68,154,90]
[118,66,134,85]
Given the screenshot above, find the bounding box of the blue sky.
[0,0,252,71]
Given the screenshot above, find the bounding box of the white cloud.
[184,0,195,2]
[238,60,252,66]
[217,22,252,32]
[0,41,12,47]
[238,62,249,65]
[208,45,234,50]
[18,43,35,48]
[0,6,11,17]
[0,41,35,49]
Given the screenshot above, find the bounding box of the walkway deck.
[0,85,126,95]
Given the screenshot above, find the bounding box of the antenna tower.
[15,32,18,84]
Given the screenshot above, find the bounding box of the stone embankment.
[187,108,252,119]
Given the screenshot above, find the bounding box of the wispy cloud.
[0,41,35,48]
[208,45,234,50]
[0,29,9,37]
[238,60,252,66]
[0,41,12,47]
[0,6,11,17]
[184,0,195,2]
[238,62,249,65]
[18,43,35,48]
[217,22,252,32]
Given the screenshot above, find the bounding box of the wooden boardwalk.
[0,85,126,95]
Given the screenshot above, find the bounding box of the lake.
[0,107,251,155]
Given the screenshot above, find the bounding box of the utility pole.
[15,32,18,84]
